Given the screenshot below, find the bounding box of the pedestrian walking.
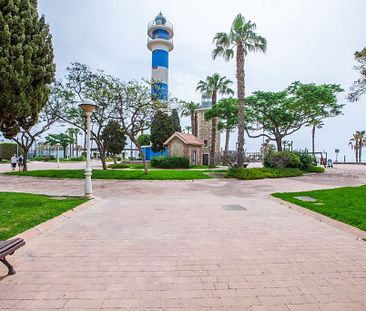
[18,155,24,171]
[10,154,17,171]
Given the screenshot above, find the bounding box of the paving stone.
[0,164,366,309]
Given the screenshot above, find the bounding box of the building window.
[204,140,208,147]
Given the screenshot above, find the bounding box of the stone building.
[195,94,221,165]
[164,132,204,166]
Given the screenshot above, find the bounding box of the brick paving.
[0,165,366,310]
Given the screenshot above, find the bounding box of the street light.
[79,100,97,199]
[55,143,60,168]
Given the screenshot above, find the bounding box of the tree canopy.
[170,108,181,132]
[150,111,174,153]
[246,82,344,151]
[0,0,55,138]
[348,47,366,102]
[101,120,126,162]
[45,133,74,158]
[137,134,151,147]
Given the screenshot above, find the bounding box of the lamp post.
[79,100,97,199]
[55,143,60,168]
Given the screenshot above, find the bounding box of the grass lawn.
[273,185,366,232]
[0,192,86,240]
[5,169,214,180]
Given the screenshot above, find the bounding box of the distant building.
[164,132,204,166]
[195,94,221,165]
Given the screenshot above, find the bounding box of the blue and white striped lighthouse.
[147,12,174,101]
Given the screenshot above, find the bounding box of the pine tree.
[150,111,174,153]
[170,108,181,132]
[0,0,55,138]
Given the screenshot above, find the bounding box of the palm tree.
[181,101,200,136]
[196,73,234,166]
[205,98,238,165]
[213,14,267,167]
[306,119,324,157]
[349,130,366,162]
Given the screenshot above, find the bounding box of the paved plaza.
[0,164,366,310]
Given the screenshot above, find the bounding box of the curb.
[13,196,102,242]
[272,196,366,240]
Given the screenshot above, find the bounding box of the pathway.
[0,165,366,310]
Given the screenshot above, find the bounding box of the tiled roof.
[164,132,204,146]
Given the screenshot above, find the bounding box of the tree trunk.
[223,127,230,166]
[359,144,362,163]
[113,154,117,164]
[135,141,148,174]
[75,134,79,157]
[97,144,107,170]
[22,149,29,172]
[312,125,315,157]
[276,136,283,151]
[191,113,196,136]
[236,43,245,167]
[209,92,217,167]
[63,147,67,158]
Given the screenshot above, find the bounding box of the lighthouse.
[147,12,174,101]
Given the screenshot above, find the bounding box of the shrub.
[293,151,316,170]
[32,155,56,161]
[69,156,86,161]
[226,167,304,180]
[0,143,17,160]
[150,156,189,169]
[263,151,301,169]
[304,166,325,173]
[108,163,129,169]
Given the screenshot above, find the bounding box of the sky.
[38,0,366,161]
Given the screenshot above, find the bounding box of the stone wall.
[169,137,184,157]
[196,108,221,164]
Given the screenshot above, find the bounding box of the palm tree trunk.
[312,125,315,157]
[359,141,362,162]
[209,92,217,166]
[191,113,196,136]
[355,147,358,162]
[236,43,245,167]
[194,112,198,136]
[224,127,230,166]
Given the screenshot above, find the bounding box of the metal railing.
[147,20,173,30]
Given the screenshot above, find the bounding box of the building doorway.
[192,151,197,166]
[202,154,209,165]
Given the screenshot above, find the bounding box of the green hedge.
[150,156,190,169]
[304,166,325,173]
[32,155,56,161]
[0,143,17,160]
[107,163,129,169]
[69,156,86,161]
[226,167,305,180]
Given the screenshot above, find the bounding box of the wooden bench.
[0,238,25,275]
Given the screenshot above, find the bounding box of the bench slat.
[0,238,25,258]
